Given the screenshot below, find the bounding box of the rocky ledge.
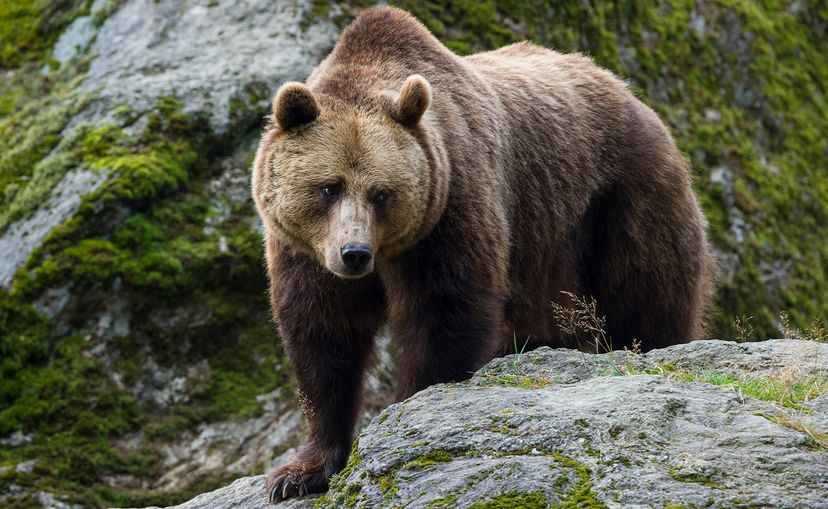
[147,339,828,508]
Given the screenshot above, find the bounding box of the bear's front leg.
[383,240,508,400]
[390,290,505,400]
[265,327,371,501]
[265,245,384,502]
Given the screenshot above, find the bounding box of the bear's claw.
[265,462,328,503]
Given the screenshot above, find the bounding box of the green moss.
[0,97,282,507]
[319,439,364,507]
[321,447,607,508]
[0,79,92,231]
[468,491,548,509]
[319,481,363,509]
[484,372,552,389]
[669,467,723,488]
[402,449,455,470]
[0,332,144,505]
[90,0,124,27]
[143,414,193,440]
[378,473,399,504]
[340,439,362,479]
[550,453,606,508]
[426,493,459,508]
[465,412,523,436]
[0,0,91,69]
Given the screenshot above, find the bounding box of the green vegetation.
[317,440,365,508]
[1,95,283,507]
[478,333,553,388]
[483,372,552,389]
[551,453,606,508]
[401,449,454,470]
[468,491,549,509]
[0,72,91,229]
[616,362,828,449]
[756,412,828,450]
[0,4,285,500]
[0,0,92,69]
[426,493,460,508]
[319,445,606,508]
[673,370,828,410]
[668,467,723,488]
[626,362,828,411]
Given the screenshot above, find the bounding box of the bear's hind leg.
[583,183,712,351]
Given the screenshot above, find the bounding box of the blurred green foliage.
[0,0,93,68]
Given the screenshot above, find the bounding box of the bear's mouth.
[331,269,372,279]
[327,263,374,279]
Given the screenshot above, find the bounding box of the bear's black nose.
[341,245,372,272]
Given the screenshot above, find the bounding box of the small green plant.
[511,332,531,368]
[485,333,551,389]
[665,366,827,411]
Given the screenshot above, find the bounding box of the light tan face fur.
[253,106,430,278]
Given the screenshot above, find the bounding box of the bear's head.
[253,75,443,278]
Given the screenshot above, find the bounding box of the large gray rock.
[136,476,315,509]
[152,339,828,508]
[80,0,339,132]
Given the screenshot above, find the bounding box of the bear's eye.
[373,190,390,204]
[320,183,342,199]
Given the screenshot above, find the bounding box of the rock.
[14,460,36,475]
[134,475,317,509]
[79,0,339,132]
[0,168,108,287]
[52,15,95,66]
[0,431,33,448]
[36,491,84,509]
[152,395,304,492]
[155,339,828,508]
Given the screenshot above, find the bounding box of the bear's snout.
[340,244,373,274]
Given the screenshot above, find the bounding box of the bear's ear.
[391,75,431,127]
[272,82,320,130]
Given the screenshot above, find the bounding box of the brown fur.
[272,82,320,130]
[252,7,715,501]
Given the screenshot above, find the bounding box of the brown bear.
[252,6,714,501]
